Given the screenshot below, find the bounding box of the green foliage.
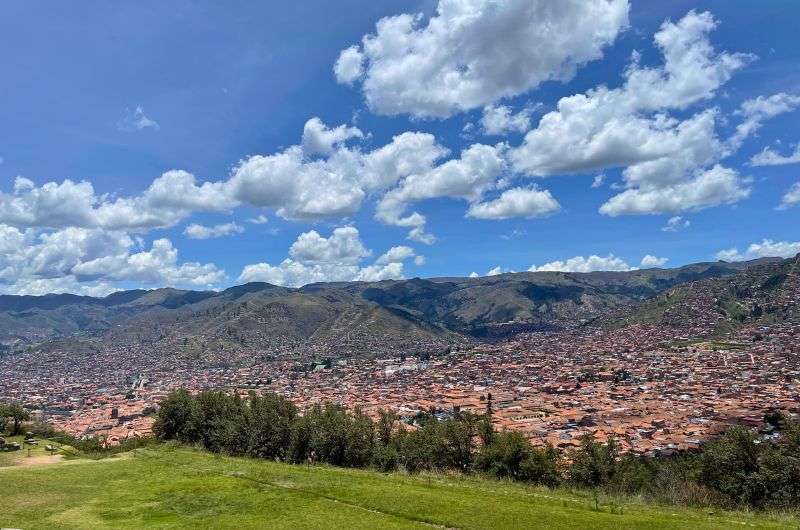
[699,424,800,508]
[0,401,30,435]
[568,435,619,488]
[153,389,203,444]
[476,431,560,487]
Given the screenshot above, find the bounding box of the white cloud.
[118,105,159,131]
[466,186,559,220]
[715,239,800,262]
[301,117,363,156]
[184,222,244,240]
[751,143,800,167]
[529,254,634,273]
[486,266,504,276]
[0,225,224,295]
[0,171,236,231]
[509,11,756,216]
[640,254,668,267]
[3,115,556,245]
[225,121,450,224]
[333,45,365,85]
[72,238,224,287]
[375,245,415,265]
[468,271,479,278]
[731,94,800,152]
[599,164,750,216]
[662,215,690,232]
[336,0,629,118]
[237,226,419,287]
[289,226,370,264]
[481,104,536,135]
[591,174,605,188]
[778,182,800,210]
[248,214,269,224]
[376,142,508,241]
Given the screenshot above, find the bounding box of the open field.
[0,445,796,529]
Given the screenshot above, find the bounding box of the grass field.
[0,444,796,529]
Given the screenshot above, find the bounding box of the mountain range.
[0,256,793,358]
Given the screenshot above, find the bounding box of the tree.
[476,431,560,486]
[3,403,30,435]
[244,392,296,460]
[568,435,619,488]
[153,389,202,443]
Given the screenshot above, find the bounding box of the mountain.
[599,254,800,336]
[0,257,782,358]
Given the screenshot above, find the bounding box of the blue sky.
[0,0,798,295]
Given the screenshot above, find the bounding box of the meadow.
[1,444,796,529]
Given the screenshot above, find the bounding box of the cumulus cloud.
[0,119,450,233]
[481,104,537,135]
[0,171,236,231]
[333,45,365,85]
[225,122,452,224]
[715,239,800,262]
[662,215,690,232]
[599,165,750,216]
[510,11,758,216]
[640,254,668,267]
[778,182,800,210]
[0,224,224,295]
[751,143,800,167]
[237,226,421,287]
[529,254,634,273]
[336,0,629,118]
[466,186,559,220]
[184,222,244,239]
[376,142,508,242]
[301,117,363,156]
[1,111,568,247]
[591,174,606,188]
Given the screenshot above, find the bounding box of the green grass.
[0,434,71,467]
[0,445,795,529]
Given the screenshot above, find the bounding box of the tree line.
[154,389,800,510]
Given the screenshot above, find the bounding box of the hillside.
[0,445,793,529]
[0,258,778,357]
[600,254,800,336]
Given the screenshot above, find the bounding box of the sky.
[0,0,799,296]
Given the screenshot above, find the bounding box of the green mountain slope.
[0,257,781,357]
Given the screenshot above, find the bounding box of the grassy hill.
[0,444,794,529]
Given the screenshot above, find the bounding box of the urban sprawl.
[2,319,798,456]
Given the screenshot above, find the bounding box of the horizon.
[1,1,799,296]
[1,253,793,299]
